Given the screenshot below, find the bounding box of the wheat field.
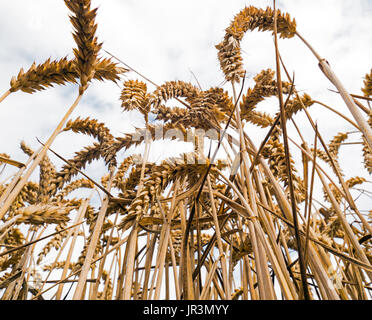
[0,0,371,300]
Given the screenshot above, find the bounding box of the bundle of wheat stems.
[0,0,371,300]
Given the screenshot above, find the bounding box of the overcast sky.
[0,0,371,300]
[0,0,371,205]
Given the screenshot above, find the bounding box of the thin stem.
[54,196,91,300]
[122,122,151,300]
[0,90,11,104]
[207,176,230,300]
[303,126,318,265]
[273,0,310,300]
[0,147,42,207]
[72,170,115,299]
[296,31,372,149]
[0,91,84,221]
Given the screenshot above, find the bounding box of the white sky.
[0,0,371,299]
[0,0,371,195]
[0,2,370,201]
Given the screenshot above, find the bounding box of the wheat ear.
[216,6,296,83]
[361,69,372,97]
[65,0,102,93]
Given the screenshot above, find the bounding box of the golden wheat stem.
[161,184,181,300]
[0,147,41,208]
[273,3,309,299]
[122,125,151,300]
[167,228,181,300]
[32,233,131,300]
[320,146,372,235]
[0,92,83,221]
[200,255,221,300]
[55,196,91,300]
[353,97,370,115]
[206,260,225,299]
[101,252,116,300]
[207,177,230,300]
[349,92,372,102]
[299,102,372,236]
[233,80,276,299]
[152,183,181,300]
[244,256,257,299]
[15,228,47,299]
[254,220,294,298]
[245,135,342,299]
[6,230,37,300]
[217,168,275,299]
[303,132,318,266]
[91,208,121,300]
[318,169,372,282]
[296,31,372,149]
[88,267,96,299]
[280,53,371,247]
[151,215,171,300]
[231,83,261,300]
[121,222,139,300]
[252,185,298,298]
[115,236,127,299]
[0,214,21,234]
[165,260,170,300]
[0,90,11,104]
[329,90,372,113]
[147,236,165,299]
[72,172,114,299]
[140,231,157,300]
[180,201,195,300]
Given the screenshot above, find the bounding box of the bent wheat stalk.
[0,90,11,103]
[72,174,113,299]
[0,92,84,221]
[295,31,372,149]
[273,0,310,300]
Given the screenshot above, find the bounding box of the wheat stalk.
[0,57,125,104]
